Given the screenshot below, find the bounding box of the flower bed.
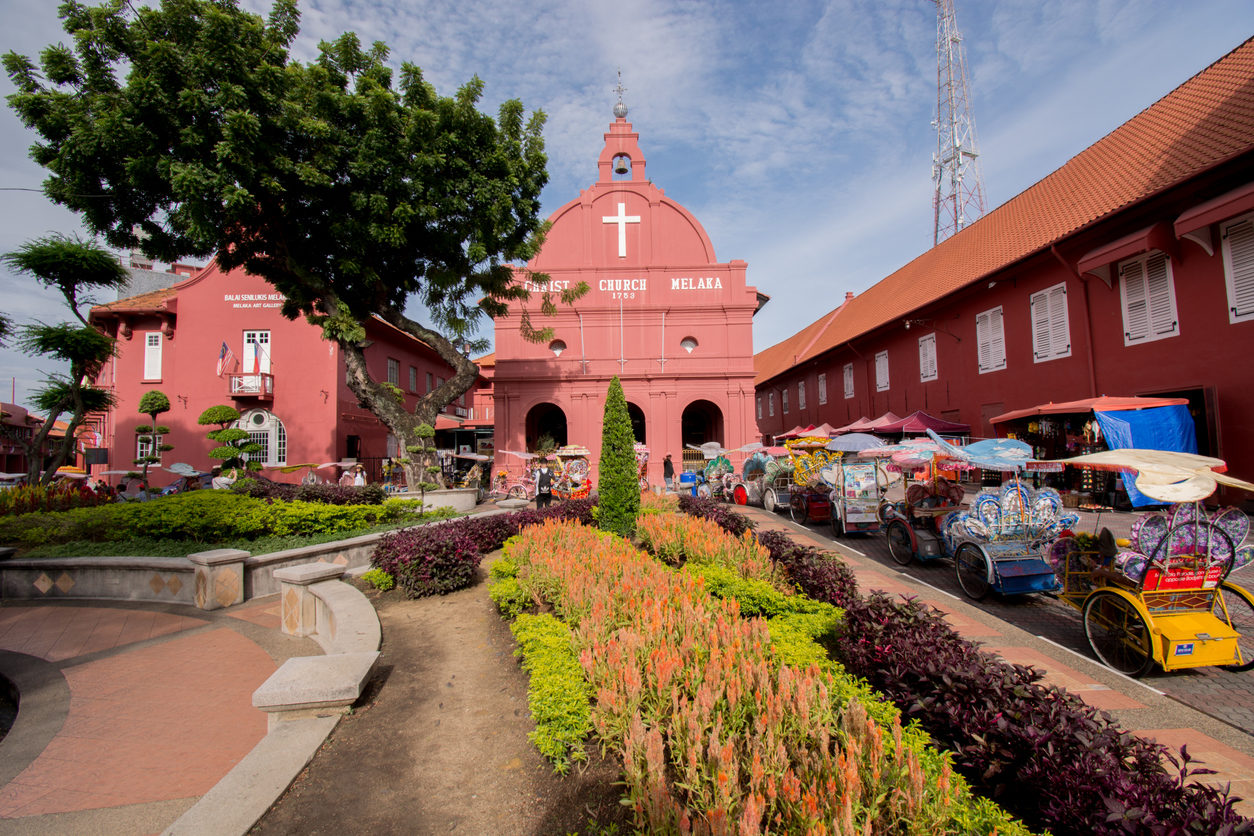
[499,519,1024,834]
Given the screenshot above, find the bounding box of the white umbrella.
[165,462,200,476]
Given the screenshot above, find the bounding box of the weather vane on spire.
[613,69,628,119]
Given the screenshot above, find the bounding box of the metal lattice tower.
[933,0,986,245]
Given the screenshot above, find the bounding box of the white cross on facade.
[602,202,640,258]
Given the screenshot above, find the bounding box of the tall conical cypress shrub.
[597,376,639,537]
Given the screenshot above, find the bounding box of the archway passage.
[681,400,724,448]
[627,402,646,444]
[525,403,568,449]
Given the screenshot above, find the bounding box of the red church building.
[491,98,766,485]
[88,262,465,486]
[755,37,1254,507]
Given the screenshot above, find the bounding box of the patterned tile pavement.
[0,597,313,833]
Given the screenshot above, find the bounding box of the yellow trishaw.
[1047,449,1254,676]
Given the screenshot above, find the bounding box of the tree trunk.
[333,307,482,493]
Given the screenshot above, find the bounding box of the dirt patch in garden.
[250,555,631,836]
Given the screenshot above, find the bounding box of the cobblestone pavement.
[782,498,1254,735]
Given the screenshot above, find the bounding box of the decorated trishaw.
[1046,449,1254,676]
[819,433,894,536]
[879,432,1074,601]
[553,445,592,500]
[779,436,834,524]
[488,450,538,500]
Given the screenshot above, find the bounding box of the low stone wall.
[2,528,398,608]
[391,487,479,513]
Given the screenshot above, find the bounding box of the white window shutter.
[1030,292,1050,359]
[918,334,937,381]
[143,333,162,380]
[875,351,889,392]
[843,363,854,399]
[1145,254,1177,337]
[1048,285,1070,357]
[1122,259,1150,342]
[1224,217,1254,321]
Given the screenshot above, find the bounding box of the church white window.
[797,381,806,411]
[768,393,775,417]
[1030,283,1071,361]
[243,330,271,374]
[875,351,889,392]
[237,409,287,466]
[782,389,790,413]
[1221,213,1254,323]
[135,433,165,464]
[817,373,827,405]
[143,332,162,380]
[756,396,762,421]
[976,307,1006,373]
[387,357,400,385]
[843,363,854,399]
[918,333,938,382]
[1119,252,1178,345]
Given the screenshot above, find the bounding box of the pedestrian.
[535,460,554,509]
[663,453,675,491]
[353,465,366,487]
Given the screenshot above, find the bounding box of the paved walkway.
[735,503,1254,816]
[0,598,318,835]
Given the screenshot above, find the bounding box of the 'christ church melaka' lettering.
[671,277,723,290]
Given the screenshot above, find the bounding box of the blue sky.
[2,0,1253,409]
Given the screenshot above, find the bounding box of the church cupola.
[597,73,646,183]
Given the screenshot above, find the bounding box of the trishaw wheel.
[1083,590,1155,677]
[831,510,845,538]
[763,489,776,513]
[954,543,991,601]
[789,495,801,523]
[507,485,527,500]
[1216,582,1254,672]
[886,521,914,566]
[733,484,748,505]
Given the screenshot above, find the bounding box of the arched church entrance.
[681,399,724,447]
[525,402,568,449]
[626,402,646,444]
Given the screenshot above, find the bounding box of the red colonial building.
[88,261,465,487]
[491,99,766,484]
[755,37,1254,507]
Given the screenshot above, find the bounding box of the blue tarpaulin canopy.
[1094,405,1198,507]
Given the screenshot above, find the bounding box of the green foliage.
[510,613,592,774]
[595,377,638,538]
[1,234,123,484]
[360,568,395,591]
[137,390,171,416]
[489,559,528,619]
[197,404,258,470]
[198,405,241,426]
[0,490,424,550]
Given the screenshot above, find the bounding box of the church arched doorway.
[525,402,568,449]
[626,402,646,444]
[681,399,724,448]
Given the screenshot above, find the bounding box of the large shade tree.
[1,234,126,484]
[5,0,582,489]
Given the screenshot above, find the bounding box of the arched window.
[237,409,287,466]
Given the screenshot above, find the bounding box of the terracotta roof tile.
[757,38,1254,382]
[90,286,177,316]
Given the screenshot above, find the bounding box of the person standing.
[535,460,554,509]
[663,454,675,491]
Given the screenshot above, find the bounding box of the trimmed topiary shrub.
[596,376,639,538]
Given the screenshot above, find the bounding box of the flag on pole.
[216,341,235,377]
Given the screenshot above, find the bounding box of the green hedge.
[0,490,427,550]
[510,613,593,774]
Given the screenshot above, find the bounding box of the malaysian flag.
[216,341,235,377]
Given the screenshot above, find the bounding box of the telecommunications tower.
[932,0,986,245]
